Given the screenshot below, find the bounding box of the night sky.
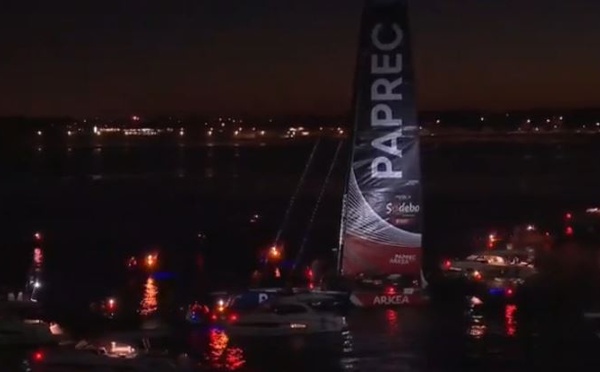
[2,0,600,117]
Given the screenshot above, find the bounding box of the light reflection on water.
[207,328,246,371]
[385,309,400,336]
[505,305,517,337]
[139,276,158,316]
[466,304,519,340]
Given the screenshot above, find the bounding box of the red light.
[506,288,514,296]
[443,260,451,269]
[488,233,497,249]
[229,313,238,322]
[306,269,313,279]
[505,305,517,337]
[385,286,396,295]
[34,232,42,241]
[566,226,574,235]
[473,271,482,280]
[565,212,572,220]
[211,314,217,321]
[33,351,44,362]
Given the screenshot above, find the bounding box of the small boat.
[221,294,347,337]
[23,338,179,372]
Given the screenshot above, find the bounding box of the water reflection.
[139,276,158,316]
[505,305,517,337]
[207,328,246,370]
[466,303,519,339]
[385,309,400,336]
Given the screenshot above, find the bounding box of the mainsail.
[339,0,422,278]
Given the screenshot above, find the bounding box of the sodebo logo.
[386,202,420,215]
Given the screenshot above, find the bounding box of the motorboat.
[440,249,535,280]
[184,302,210,325]
[22,338,180,372]
[0,299,64,347]
[220,294,347,337]
[211,287,349,319]
[466,264,537,306]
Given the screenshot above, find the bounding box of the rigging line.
[292,139,344,273]
[273,137,322,246]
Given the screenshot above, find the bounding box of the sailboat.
[335,0,426,307]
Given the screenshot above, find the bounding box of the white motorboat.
[23,340,180,372]
[222,294,347,337]
[441,250,536,282]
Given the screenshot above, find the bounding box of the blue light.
[489,288,503,296]
[280,260,294,269]
[152,271,175,280]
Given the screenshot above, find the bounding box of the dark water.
[3,140,600,371]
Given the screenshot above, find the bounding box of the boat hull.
[224,323,345,338]
[349,291,428,307]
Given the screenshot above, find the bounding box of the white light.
[93,126,98,134]
[290,323,307,329]
[37,131,42,136]
[470,296,484,306]
[34,281,41,288]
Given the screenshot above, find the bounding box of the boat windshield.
[485,266,534,279]
[255,303,308,315]
[306,300,344,314]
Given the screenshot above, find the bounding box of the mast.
[339,0,423,279]
[335,1,375,276]
[25,232,44,301]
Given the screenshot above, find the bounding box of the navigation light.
[107,298,116,311]
[145,254,158,269]
[33,351,44,362]
[269,246,280,258]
